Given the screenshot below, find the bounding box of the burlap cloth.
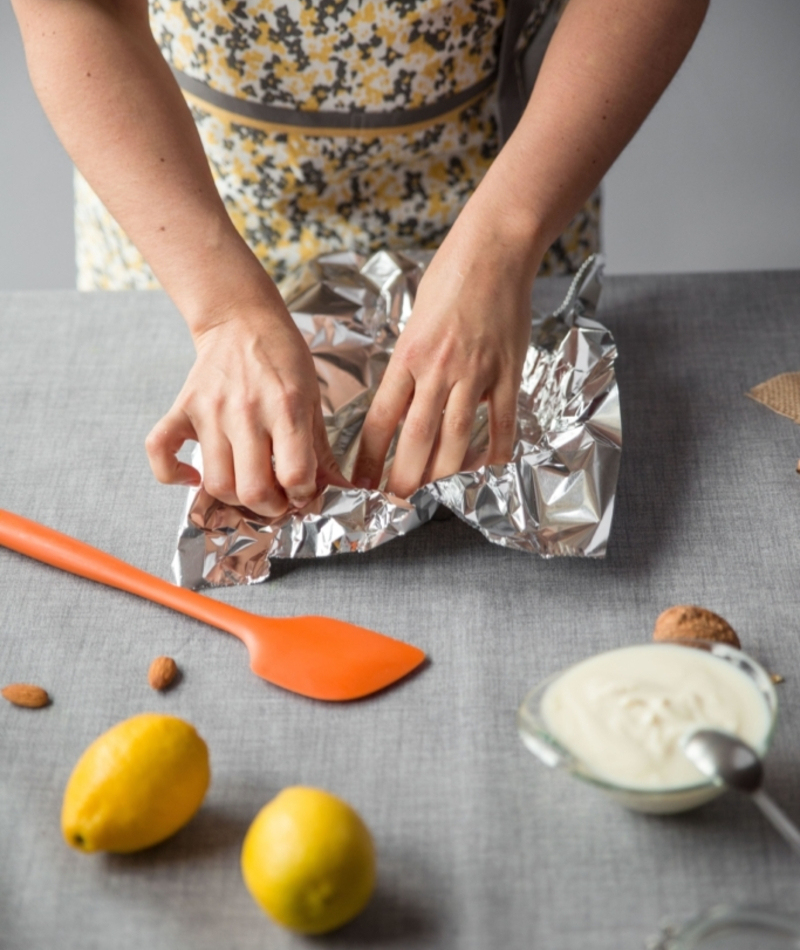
[747,372,800,424]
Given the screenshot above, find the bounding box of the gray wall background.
[1,0,798,291]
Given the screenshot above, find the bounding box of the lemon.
[62,713,210,853]
[241,786,376,934]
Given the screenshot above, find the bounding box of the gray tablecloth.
[1,271,800,950]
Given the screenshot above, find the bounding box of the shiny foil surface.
[173,250,621,588]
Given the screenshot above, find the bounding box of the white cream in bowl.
[541,643,772,792]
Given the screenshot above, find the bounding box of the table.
[2,271,800,950]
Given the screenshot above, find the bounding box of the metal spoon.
[682,729,800,858]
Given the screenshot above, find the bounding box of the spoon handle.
[753,789,800,858]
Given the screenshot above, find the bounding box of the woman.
[12,0,708,512]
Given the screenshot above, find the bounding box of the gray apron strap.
[497,0,566,144]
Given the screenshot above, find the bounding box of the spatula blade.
[245,615,426,701]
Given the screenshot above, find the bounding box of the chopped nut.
[2,683,50,708]
[148,656,179,691]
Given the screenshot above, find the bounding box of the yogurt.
[541,644,772,790]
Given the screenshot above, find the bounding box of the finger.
[312,406,351,490]
[271,403,318,508]
[195,427,240,507]
[487,379,519,465]
[352,365,414,490]
[428,381,482,481]
[230,427,289,518]
[386,383,449,497]
[145,408,201,486]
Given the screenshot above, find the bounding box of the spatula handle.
[0,509,250,639]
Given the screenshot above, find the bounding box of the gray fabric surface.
[1,272,800,950]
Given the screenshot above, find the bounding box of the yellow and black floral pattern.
[75,0,599,291]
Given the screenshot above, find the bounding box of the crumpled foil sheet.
[173,250,621,588]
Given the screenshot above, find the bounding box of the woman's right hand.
[11,0,344,518]
[145,305,346,517]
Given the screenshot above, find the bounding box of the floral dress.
[74,0,600,290]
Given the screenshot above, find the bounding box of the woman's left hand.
[352,0,712,500]
[352,211,540,498]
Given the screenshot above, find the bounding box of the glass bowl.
[649,905,800,949]
[517,640,778,814]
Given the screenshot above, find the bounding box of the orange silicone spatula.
[0,509,425,701]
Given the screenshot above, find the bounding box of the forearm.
[11,0,282,332]
[469,0,710,264]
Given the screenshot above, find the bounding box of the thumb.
[145,408,201,486]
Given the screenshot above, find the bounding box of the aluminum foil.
[173,250,621,588]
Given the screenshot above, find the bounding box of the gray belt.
[496,0,565,143]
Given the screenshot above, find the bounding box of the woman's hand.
[353,0,711,499]
[146,305,346,516]
[352,209,540,498]
[11,0,346,517]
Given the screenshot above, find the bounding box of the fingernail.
[180,476,201,487]
[355,477,372,490]
[289,494,315,508]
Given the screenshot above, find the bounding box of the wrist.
[165,219,289,339]
[186,287,293,345]
[459,166,552,278]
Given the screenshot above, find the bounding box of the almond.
[148,656,179,691]
[653,605,741,649]
[2,683,50,708]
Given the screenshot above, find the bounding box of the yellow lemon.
[62,713,210,853]
[241,786,376,934]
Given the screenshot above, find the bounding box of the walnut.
[653,605,740,649]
